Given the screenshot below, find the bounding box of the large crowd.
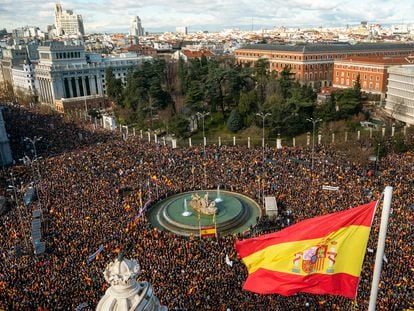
[0,105,413,310]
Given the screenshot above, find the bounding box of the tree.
[227,109,243,132]
[185,81,204,113]
[278,66,295,99]
[254,58,270,105]
[169,114,190,138]
[238,90,258,127]
[105,67,123,105]
[335,89,362,118]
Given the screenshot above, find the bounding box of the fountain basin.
[147,190,262,236]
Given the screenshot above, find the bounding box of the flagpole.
[214,213,217,239]
[198,210,201,239]
[368,186,393,311]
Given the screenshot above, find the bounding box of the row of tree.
[105,56,364,138]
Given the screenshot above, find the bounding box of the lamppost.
[306,117,322,173]
[24,136,42,159]
[197,111,210,157]
[256,112,271,163]
[374,143,381,176]
[7,174,29,251]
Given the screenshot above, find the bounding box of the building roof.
[337,55,414,66]
[237,42,414,53]
[181,49,215,58]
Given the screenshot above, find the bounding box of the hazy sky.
[0,0,413,33]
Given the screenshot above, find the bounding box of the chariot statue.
[190,193,217,215]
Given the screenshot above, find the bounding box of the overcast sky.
[1,0,413,33]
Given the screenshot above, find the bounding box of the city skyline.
[0,0,413,34]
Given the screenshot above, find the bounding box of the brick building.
[235,43,414,87]
[333,56,413,98]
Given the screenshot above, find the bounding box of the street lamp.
[24,136,42,159]
[7,174,29,251]
[256,112,271,163]
[197,111,210,157]
[306,117,322,172]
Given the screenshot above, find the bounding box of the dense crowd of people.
[0,105,413,310]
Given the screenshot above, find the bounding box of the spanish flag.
[200,226,217,238]
[235,201,377,298]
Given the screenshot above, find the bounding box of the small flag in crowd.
[200,226,216,238]
[87,244,104,264]
[225,254,233,267]
[75,302,89,311]
[235,201,377,298]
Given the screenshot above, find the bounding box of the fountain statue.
[190,193,217,215]
[215,185,223,203]
[182,198,192,217]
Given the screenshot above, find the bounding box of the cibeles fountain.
[97,254,167,311]
[147,188,261,236]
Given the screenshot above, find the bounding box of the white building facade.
[129,16,144,37]
[54,3,85,36]
[385,65,414,126]
[11,62,36,95]
[34,42,152,106]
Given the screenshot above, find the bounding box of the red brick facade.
[333,56,412,96]
[235,43,414,87]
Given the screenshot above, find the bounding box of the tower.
[54,2,85,36]
[129,16,144,37]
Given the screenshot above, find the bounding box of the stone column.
[331,133,335,144]
[391,126,395,137]
[344,132,348,142]
[189,137,192,147]
[357,130,361,140]
[90,75,97,95]
[96,75,103,95]
[82,76,87,97]
[68,77,74,98]
[218,136,221,147]
[75,76,81,98]
[233,136,236,146]
[318,134,322,145]
[248,137,250,148]
[292,137,296,147]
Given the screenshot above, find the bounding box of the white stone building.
[11,61,36,95]
[34,41,152,107]
[54,3,85,36]
[385,65,414,126]
[129,16,144,37]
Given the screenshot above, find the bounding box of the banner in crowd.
[200,226,216,238]
[235,201,377,298]
[87,244,104,264]
[135,199,152,221]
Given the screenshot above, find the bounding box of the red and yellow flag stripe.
[235,201,377,298]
